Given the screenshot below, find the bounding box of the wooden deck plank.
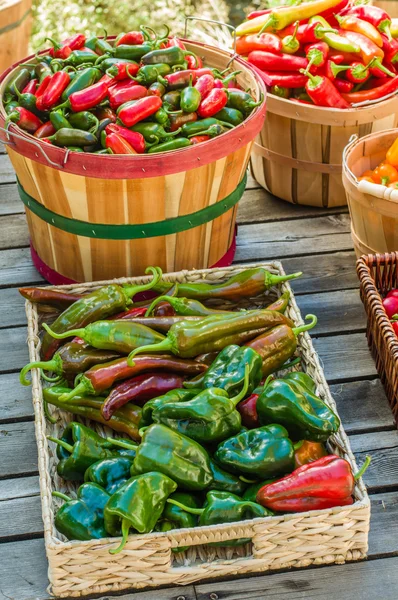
[0,214,30,250]
[313,333,377,382]
[0,182,23,215]
[0,248,44,288]
[0,287,27,327]
[0,152,16,184]
[0,327,29,372]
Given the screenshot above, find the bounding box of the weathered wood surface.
[0,150,396,600]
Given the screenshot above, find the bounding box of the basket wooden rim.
[343,128,398,187]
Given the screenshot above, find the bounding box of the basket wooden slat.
[357,252,398,423]
[24,261,370,598]
[0,0,31,73]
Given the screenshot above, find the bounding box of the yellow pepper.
[336,15,383,48]
[392,18,398,39]
[386,138,398,167]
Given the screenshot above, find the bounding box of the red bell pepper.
[34,121,56,138]
[248,50,308,72]
[256,454,371,512]
[301,69,350,108]
[68,80,109,112]
[341,75,398,103]
[340,5,392,38]
[194,74,214,99]
[333,78,353,93]
[5,107,42,134]
[22,78,38,94]
[105,123,146,153]
[109,82,147,109]
[105,132,137,154]
[236,33,282,55]
[190,135,210,145]
[237,393,259,428]
[117,95,162,127]
[197,88,227,118]
[37,71,70,110]
[116,31,145,46]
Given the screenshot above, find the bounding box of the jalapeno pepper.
[113,44,153,61]
[161,70,198,90]
[169,112,197,132]
[58,49,98,66]
[22,78,38,94]
[141,45,195,67]
[62,67,101,100]
[69,111,99,132]
[190,135,210,145]
[109,82,148,109]
[147,138,191,153]
[5,68,31,96]
[181,117,233,137]
[49,109,72,131]
[106,60,140,80]
[162,90,181,109]
[48,127,97,148]
[148,81,166,97]
[5,107,42,134]
[105,124,146,153]
[132,63,171,85]
[116,31,145,46]
[226,89,263,115]
[131,121,181,142]
[105,132,137,154]
[194,74,214,99]
[213,107,244,126]
[197,88,227,118]
[117,96,162,127]
[57,80,109,112]
[35,62,53,83]
[34,121,56,138]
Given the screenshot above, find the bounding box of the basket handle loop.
[342,133,358,176]
[0,125,66,169]
[184,16,237,58]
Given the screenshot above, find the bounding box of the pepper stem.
[266,271,302,288]
[292,314,317,336]
[145,294,177,317]
[230,364,250,406]
[52,491,72,502]
[239,475,257,483]
[257,16,276,36]
[20,357,60,386]
[123,266,162,300]
[42,322,85,340]
[43,400,58,424]
[167,498,203,515]
[109,518,131,555]
[105,437,138,450]
[391,314,398,321]
[48,436,74,454]
[127,339,173,366]
[262,374,274,392]
[368,57,395,78]
[41,370,63,383]
[354,455,371,481]
[293,440,304,451]
[58,381,87,402]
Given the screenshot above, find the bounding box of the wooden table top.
[0,148,397,600]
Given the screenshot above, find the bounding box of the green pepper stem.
[48,436,73,454]
[239,475,257,484]
[257,16,276,36]
[145,293,178,317]
[354,455,371,481]
[109,518,131,555]
[167,498,203,515]
[58,381,87,402]
[42,322,85,340]
[266,271,302,288]
[41,370,63,383]
[127,339,173,366]
[52,491,72,502]
[138,426,149,437]
[43,400,58,424]
[105,437,138,450]
[292,314,317,336]
[123,266,162,299]
[391,314,398,321]
[262,374,274,392]
[293,440,304,451]
[230,364,250,406]
[20,357,60,386]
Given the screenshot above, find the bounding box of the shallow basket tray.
[24,261,370,598]
[357,252,398,425]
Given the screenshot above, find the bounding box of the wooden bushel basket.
[0,41,266,282]
[251,93,398,208]
[0,0,32,73]
[373,0,398,17]
[342,128,398,256]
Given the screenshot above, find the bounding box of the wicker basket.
[24,261,370,598]
[0,0,31,73]
[250,91,398,207]
[0,41,266,283]
[357,252,398,424]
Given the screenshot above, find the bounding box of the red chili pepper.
[194,74,214,98]
[197,88,227,118]
[109,82,147,109]
[256,68,308,89]
[383,295,398,318]
[341,74,398,103]
[318,0,348,20]
[247,8,271,20]
[111,306,149,320]
[69,80,109,112]
[301,69,350,108]
[48,37,72,60]
[34,121,56,138]
[98,73,116,88]
[22,78,38,94]
[63,34,86,51]
[35,75,51,98]
[5,107,42,134]
[256,454,371,512]
[305,41,329,71]
[169,112,197,132]
[190,135,210,145]
[381,34,398,63]
[42,138,52,144]
[118,95,162,127]
[340,5,392,38]
[101,372,185,420]
[280,22,336,45]
[333,78,353,93]
[162,70,198,89]
[186,54,203,69]
[116,31,145,46]
[328,50,358,64]
[248,50,308,72]
[37,71,71,110]
[237,393,259,428]
[339,30,384,65]
[106,61,140,80]
[105,123,146,153]
[105,132,137,155]
[328,61,372,84]
[194,68,219,78]
[167,37,186,50]
[236,33,282,55]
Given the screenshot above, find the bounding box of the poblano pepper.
[48,422,137,481]
[167,491,271,546]
[256,375,340,442]
[84,457,135,495]
[132,424,213,491]
[157,491,201,552]
[104,472,177,554]
[242,480,276,503]
[208,460,248,496]
[140,388,200,427]
[152,365,250,444]
[52,482,110,541]
[214,424,295,479]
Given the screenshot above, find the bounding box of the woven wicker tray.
[24,261,370,598]
[357,252,398,425]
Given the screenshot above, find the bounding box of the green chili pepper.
[131,121,181,142]
[181,117,233,137]
[48,422,137,481]
[85,457,135,495]
[47,127,97,147]
[95,38,113,55]
[104,472,177,554]
[188,124,228,139]
[114,44,153,61]
[69,111,99,132]
[53,483,110,541]
[214,424,295,479]
[145,294,232,317]
[133,424,213,491]
[147,137,191,153]
[140,388,200,427]
[148,81,166,96]
[68,146,85,152]
[208,460,248,496]
[141,46,192,66]
[35,62,53,82]
[100,57,138,72]
[167,491,271,546]
[5,68,30,96]
[62,67,101,100]
[180,75,201,113]
[14,92,45,118]
[154,107,170,126]
[4,100,19,114]
[214,107,244,126]
[93,148,111,154]
[133,63,171,85]
[256,374,340,442]
[162,90,181,109]
[50,110,72,131]
[62,50,99,66]
[226,90,263,115]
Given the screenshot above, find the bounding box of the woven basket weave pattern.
[25,262,370,597]
[357,252,398,424]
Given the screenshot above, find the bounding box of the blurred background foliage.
[31,0,263,50]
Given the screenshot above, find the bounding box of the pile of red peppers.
[382,288,398,336]
[1,25,262,154]
[237,0,398,107]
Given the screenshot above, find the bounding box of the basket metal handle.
[184,16,237,58]
[0,124,66,168]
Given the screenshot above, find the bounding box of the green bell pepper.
[53,482,110,541]
[133,424,213,491]
[104,471,177,554]
[140,388,200,427]
[84,457,134,495]
[214,424,295,479]
[256,375,340,442]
